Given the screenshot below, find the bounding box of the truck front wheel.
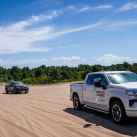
[111,101,126,124]
[73,94,83,110]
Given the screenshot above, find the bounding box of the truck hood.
[111,82,137,90]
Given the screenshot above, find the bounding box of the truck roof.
[88,71,131,75]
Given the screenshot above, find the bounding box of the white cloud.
[0,58,48,67]
[53,22,102,36]
[78,5,91,12]
[52,56,85,62]
[2,10,58,32]
[21,59,48,64]
[0,13,102,54]
[106,20,137,30]
[118,2,137,12]
[1,9,136,55]
[95,54,131,65]
[94,4,113,10]
[0,26,53,54]
[66,4,112,13]
[0,56,86,67]
[66,5,91,13]
[0,10,59,54]
[0,59,5,63]
[0,4,113,55]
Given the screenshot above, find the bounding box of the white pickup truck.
[70,71,137,124]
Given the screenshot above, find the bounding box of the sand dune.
[0,83,136,137]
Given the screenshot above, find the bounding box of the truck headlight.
[125,90,137,96]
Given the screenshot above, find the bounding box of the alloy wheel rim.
[112,104,122,122]
[74,97,79,108]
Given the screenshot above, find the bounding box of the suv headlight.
[125,90,137,96]
[16,86,20,89]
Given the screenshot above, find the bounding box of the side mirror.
[94,78,101,88]
[94,78,107,89]
[101,84,107,90]
[101,82,107,90]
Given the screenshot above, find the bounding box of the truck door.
[94,74,108,111]
[83,74,97,106]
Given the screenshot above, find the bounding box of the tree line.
[0,62,137,84]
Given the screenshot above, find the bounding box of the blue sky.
[0,0,137,68]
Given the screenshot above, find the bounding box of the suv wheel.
[111,101,126,124]
[73,94,83,110]
[6,90,9,94]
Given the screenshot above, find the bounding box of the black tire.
[73,94,83,110]
[111,101,126,124]
[6,90,9,94]
[14,89,18,94]
[25,91,28,94]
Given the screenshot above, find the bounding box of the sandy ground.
[0,83,137,137]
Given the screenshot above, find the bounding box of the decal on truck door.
[96,89,106,102]
[96,90,105,97]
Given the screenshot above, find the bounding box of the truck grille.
[129,99,137,107]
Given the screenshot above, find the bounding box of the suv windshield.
[107,72,137,84]
[10,81,23,85]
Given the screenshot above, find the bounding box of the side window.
[10,82,13,86]
[10,82,15,86]
[86,74,95,85]
[96,74,108,85]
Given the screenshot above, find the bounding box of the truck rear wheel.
[73,94,83,110]
[111,101,126,124]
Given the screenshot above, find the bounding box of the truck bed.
[70,82,84,101]
[71,82,83,91]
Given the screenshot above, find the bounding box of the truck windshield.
[107,72,137,84]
